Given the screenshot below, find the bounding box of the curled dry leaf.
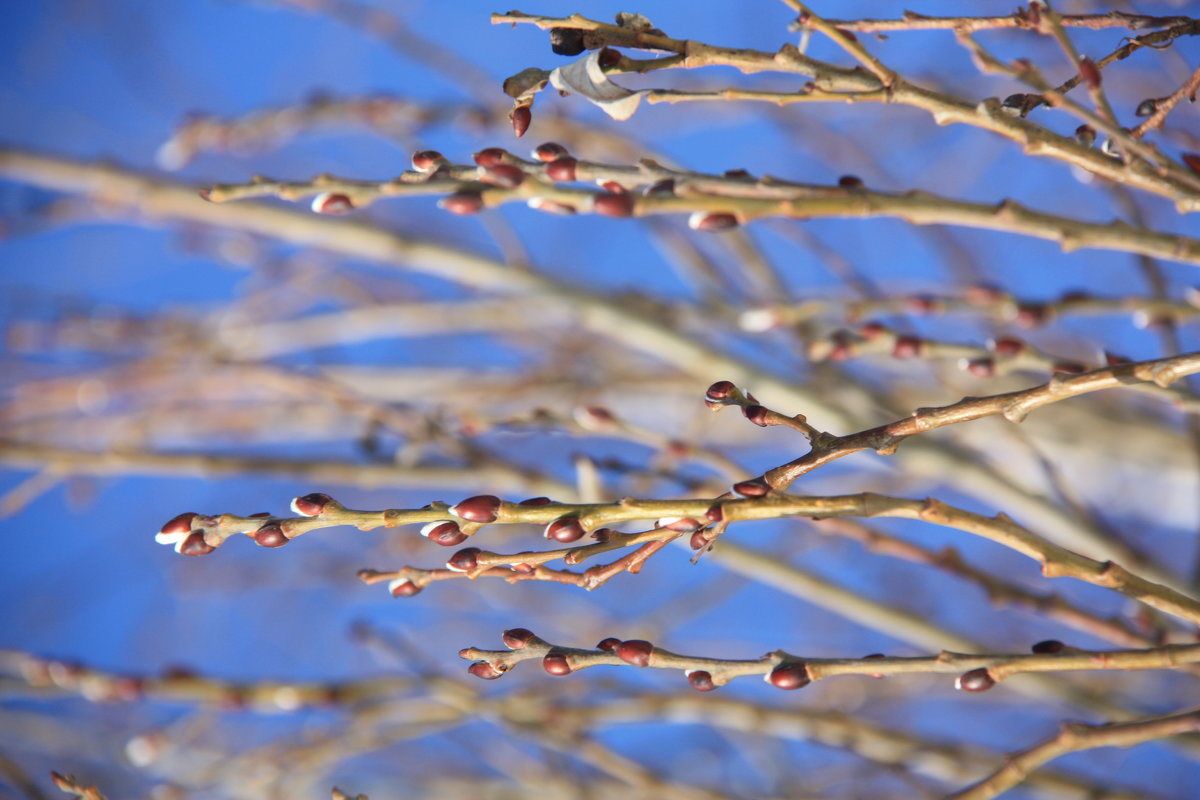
[550,50,647,121]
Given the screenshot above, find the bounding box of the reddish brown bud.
[543,650,572,675]
[533,142,568,162]
[451,495,501,523]
[1104,351,1131,366]
[742,405,770,427]
[598,180,626,194]
[160,512,198,536]
[467,661,504,680]
[291,493,332,516]
[834,27,857,42]
[254,523,288,548]
[732,478,770,498]
[705,505,724,522]
[447,547,482,572]
[411,150,444,172]
[593,192,634,217]
[1075,124,1096,147]
[503,628,535,649]
[705,380,736,401]
[768,662,810,690]
[439,192,485,215]
[598,47,621,69]
[179,531,215,556]
[659,517,701,532]
[596,637,621,652]
[891,335,922,358]
[473,147,508,167]
[422,521,468,547]
[545,156,577,182]
[545,517,586,543]
[724,168,751,179]
[1079,57,1101,90]
[388,579,421,597]
[955,667,995,692]
[687,670,716,691]
[1014,303,1047,327]
[1183,153,1200,174]
[991,337,1025,358]
[688,211,738,231]
[1032,639,1064,654]
[511,105,532,138]
[616,640,653,667]
[837,175,863,188]
[690,530,713,550]
[549,27,586,56]
[248,512,271,519]
[519,496,553,506]
[482,164,526,189]
[310,192,354,215]
[965,358,995,378]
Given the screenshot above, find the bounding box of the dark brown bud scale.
[545,518,586,543]
[389,580,421,598]
[732,478,770,498]
[519,497,553,506]
[1031,639,1064,654]
[473,147,508,167]
[511,105,532,138]
[161,512,198,536]
[546,157,578,182]
[447,547,482,572]
[180,531,215,557]
[690,530,713,550]
[598,47,621,69]
[429,523,468,547]
[768,663,811,690]
[593,192,634,217]
[254,523,288,548]
[482,164,526,189]
[687,670,717,691]
[837,175,863,188]
[543,650,572,675]
[956,667,996,692]
[549,27,586,56]
[452,495,502,523]
[742,405,769,427]
[705,380,736,401]
[992,337,1025,358]
[467,661,504,680]
[503,628,535,649]
[291,493,332,516]
[596,637,621,652]
[616,639,654,667]
[533,142,568,162]
[440,192,485,215]
[411,150,443,171]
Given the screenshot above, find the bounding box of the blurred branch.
[947,706,1200,800]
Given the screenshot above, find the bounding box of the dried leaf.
[549,50,646,121]
[502,67,551,101]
